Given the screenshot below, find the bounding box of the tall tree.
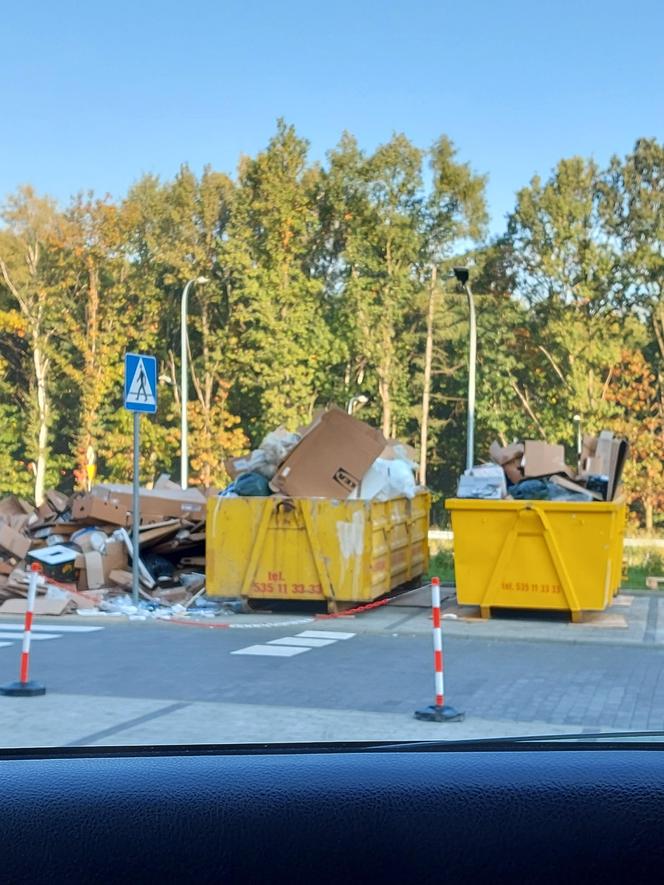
[0,187,62,503]
[600,138,664,370]
[49,194,141,486]
[319,132,425,436]
[506,157,625,443]
[607,349,664,531]
[223,121,335,440]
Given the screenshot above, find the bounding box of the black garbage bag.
[141,552,176,581]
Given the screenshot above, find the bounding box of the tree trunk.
[379,373,391,438]
[78,256,100,486]
[645,498,654,533]
[419,267,437,485]
[33,341,49,506]
[653,297,664,364]
[378,327,392,437]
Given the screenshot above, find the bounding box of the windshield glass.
[0,0,662,749]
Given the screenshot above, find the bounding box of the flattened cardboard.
[269,407,386,498]
[82,551,105,589]
[594,430,614,476]
[550,475,603,501]
[2,597,55,615]
[137,521,182,547]
[0,496,29,520]
[109,569,133,589]
[9,514,32,533]
[74,589,105,607]
[0,524,31,560]
[0,597,76,616]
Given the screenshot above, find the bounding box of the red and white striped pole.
[0,563,46,697]
[432,577,445,707]
[415,576,463,722]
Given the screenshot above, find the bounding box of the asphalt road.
[2,616,664,737]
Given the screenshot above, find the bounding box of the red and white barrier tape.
[168,581,435,629]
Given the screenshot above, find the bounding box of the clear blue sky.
[1,0,662,234]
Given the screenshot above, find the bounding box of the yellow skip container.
[206,491,430,611]
[445,498,626,621]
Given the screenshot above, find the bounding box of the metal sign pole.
[465,281,477,473]
[132,411,140,606]
[124,351,158,608]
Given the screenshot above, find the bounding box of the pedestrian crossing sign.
[124,353,158,413]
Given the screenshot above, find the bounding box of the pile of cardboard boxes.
[0,477,209,616]
[458,431,629,502]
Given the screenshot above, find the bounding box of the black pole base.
[414,704,464,723]
[0,680,46,697]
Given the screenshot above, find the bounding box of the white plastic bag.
[350,457,417,501]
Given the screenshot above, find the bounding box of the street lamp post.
[453,267,477,472]
[573,414,582,460]
[180,276,209,490]
[347,394,369,416]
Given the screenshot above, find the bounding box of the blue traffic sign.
[124,353,158,413]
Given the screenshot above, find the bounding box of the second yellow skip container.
[206,490,430,611]
[445,498,626,621]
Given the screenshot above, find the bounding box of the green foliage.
[0,126,661,530]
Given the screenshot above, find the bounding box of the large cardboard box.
[522,441,571,478]
[489,440,525,484]
[269,408,386,498]
[75,540,128,590]
[100,484,207,520]
[72,485,207,525]
[36,490,71,523]
[72,491,132,526]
